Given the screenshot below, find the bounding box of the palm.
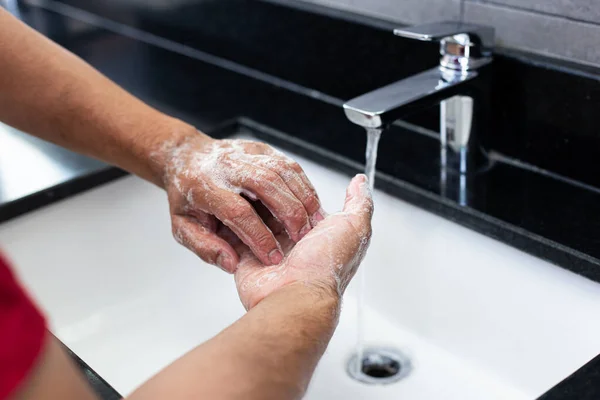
[234,175,373,310]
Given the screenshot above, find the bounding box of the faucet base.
[440,95,488,174]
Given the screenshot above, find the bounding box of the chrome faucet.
[343,21,495,175]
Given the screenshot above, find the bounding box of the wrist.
[143,117,213,188]
[261,280,341,320]
[301,280,342,308]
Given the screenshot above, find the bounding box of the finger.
[342,174,374,224]
[219,225,247,253]
[217,224,286,273]
[250,200,286,236]
[237,166,311,243]
[260,157,325,227]
[219,212,293,265]
[217,225,255,261]
[250,202,295,254]
[212,191,284,266]
[172,215,239,273]
[250,201,294,253]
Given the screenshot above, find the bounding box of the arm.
[0,7,185,186]
[14,175,372,400]
[14,285,337,400]
[128,283,339,400]
[130,174,373,399]
[0,8,324,269]
[11,334,100,400]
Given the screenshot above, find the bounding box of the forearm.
[11,333,100,400]
[127,283,340,400]
[0,8,204,186]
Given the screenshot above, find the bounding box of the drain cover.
[347,347,412,385]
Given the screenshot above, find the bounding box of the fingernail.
[349,175,369,196]
[299,222,311,238]
[269,249,284,265]
[216,253,235,273]
[356,173,368,183]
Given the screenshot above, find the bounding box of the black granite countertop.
[1,1,599,399]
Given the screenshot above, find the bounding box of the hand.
[160,133,324,272]
[232,174,373,310]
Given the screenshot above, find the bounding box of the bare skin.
[234,174,373,309]
[11,175,373,400]
[1,6,377,399]
[164,138,323,271]
[0,8,323,270]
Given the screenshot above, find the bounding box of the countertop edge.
[0,167,128,224]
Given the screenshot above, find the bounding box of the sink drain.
[347,347,411,385]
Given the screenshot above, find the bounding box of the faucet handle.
[394,21,494,70]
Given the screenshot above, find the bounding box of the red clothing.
[0,252,46,399]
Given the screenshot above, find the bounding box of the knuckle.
[303,193,320,213]
[253,230,276,249]
[259,142,272,151]
[270,159,288,172]
[258,173,287,198]
[227,202,256,226]
[288,161,303,173]
[232,214,256,231]
[263,170,283,185]
[288,205,308,224]
[260,143,278,154]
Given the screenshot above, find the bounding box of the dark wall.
[21,0,600,188]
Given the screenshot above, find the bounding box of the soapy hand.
[232,174,373,310]
[161,135,324,273]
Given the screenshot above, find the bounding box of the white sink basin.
[1,133,600,399]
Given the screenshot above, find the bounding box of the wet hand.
[233,174,373,310]
[160,134,324,272]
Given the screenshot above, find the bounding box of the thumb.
[342,174,374,221]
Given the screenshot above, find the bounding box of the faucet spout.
[343,66,478,129]
[343,20,494,178]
